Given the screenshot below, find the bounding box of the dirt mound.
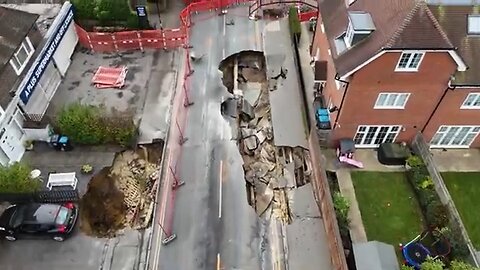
[79,142,164,238]
[80,167,126,237]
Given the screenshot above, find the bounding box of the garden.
[71,0,140,29]
[350,171,424,251]
[442,172,480,250]
[55,103,137,147]
[328,153,480,269]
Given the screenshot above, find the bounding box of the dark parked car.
[0,202,78,242]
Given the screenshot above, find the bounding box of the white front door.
[353,125,401,147]
[430,126,480,148]
[0,118,25,163]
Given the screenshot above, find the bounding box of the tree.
[450,260,480,270]
[420,257,444,270]
[0,162,41,193]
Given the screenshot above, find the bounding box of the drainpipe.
[332,74,350,130]
[421,80,455,133]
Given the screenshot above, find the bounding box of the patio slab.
[323,148,405,172]
[431,149,480,172]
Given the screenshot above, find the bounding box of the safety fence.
[308,130,349,270]
[75,25,187,52]
[75,0,317,53]
[298,10,317,21]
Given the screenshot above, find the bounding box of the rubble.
[80,143,163,237]
[219,51,311,224]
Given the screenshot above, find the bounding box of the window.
[354,125,400,146]
[374,93,410,109]
[395,52,424,71]
[461,93,480,109]
[9,37,34,75]
[468,15,480,35]
[430,126,480,148]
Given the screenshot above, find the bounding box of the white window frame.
[395,51,424,72]
[9,37,34,75]
[354,125,401,147]
[430,125,480,148]
[461,93,480,109]
[374,93,410,109]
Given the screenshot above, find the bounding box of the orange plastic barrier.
[298,10,317,22]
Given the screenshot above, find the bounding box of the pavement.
[287,183,333,269]
[0,144,150,270]
[431,148,480,172]
[264,19,308,149]
[152,7,269,270]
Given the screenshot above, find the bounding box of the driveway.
[0,144,150,270]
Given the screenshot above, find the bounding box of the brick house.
[310,0,480,148]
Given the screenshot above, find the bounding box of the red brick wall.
[333,51,457,145]
[423,87,480,147]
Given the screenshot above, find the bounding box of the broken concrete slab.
[255,181,274,216]
[239,99,255,122]
[284,162,296,188]
[244,136,258,151]
[241,127,256,139]
[240,82,262,106]
[256,129,267,145]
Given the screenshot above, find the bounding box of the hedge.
[56,103,137,147]
[406,155,470,260]
[288,6,301,42]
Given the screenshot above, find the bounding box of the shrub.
[0,162,41,193]
[56,103,137,146]
[450,260,480,270]
[420,256,444,270]
[288,6,301,41]
[425,200,449,228]
[443,224,470,260]
[406,155,424,168]
[400,265,414,270]
[333,192,350,236]
[73,0,135,26]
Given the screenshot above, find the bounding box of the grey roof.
[0,6,38,69]
[353,241,400,270]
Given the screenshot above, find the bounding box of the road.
[154,7,272,270]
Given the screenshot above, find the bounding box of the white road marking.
[217,253,221,270]
[223,15,226,36]
[222,48,225,58]
[219,160,223,219]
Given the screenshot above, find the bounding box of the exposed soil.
[79,142,164,237]
[80,167,126,237]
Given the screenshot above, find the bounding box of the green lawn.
[442,172,480,249]
[351,171,424,247]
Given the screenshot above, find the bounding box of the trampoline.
[401,229,451,269]
[402,242,431,269]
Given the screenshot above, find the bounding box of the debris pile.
[80,143,163,237]
[220,51,311,223]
